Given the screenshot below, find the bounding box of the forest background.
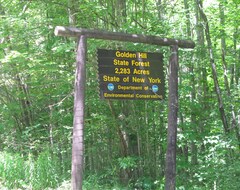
[0,0,239,189]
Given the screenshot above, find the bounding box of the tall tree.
[197,0,229,133]
[219,1,240,144]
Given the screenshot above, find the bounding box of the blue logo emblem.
[107,83,114,91]
[152,85,158,93]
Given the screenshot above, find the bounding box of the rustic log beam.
[54,26,195,49]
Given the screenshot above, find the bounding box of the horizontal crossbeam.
[54,26,195,49]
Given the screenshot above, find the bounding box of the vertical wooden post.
[165,45,179,190]
[72,35,87,190]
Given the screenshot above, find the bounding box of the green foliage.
[0,150,67,190]
[118,156,138,170]
[0,152,26,189]
[0,0,240,189]
[31,151,61,189]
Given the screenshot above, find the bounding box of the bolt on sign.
[98,49,165,100]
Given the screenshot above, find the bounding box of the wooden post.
[72,35,87,190]
[165,45,179,190]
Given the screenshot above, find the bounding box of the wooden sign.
[98,49,165,100]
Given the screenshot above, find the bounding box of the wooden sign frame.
[54,26,195,190]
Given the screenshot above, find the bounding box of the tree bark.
[184,0,198,166]
[116,0,127,25]
[165,45,178,190]
[71,35,87,190]
[156,0,163,20]
[68,0,77,26]
[219,2,240,143]
[197,0,229,133]
[219,3,230,95]
[184,0,191,37]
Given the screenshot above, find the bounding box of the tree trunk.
[68,0,77,26]
[197,0,229,133]
[219,2,240,144]
[71,35,87,190]
[165,45,178,190]
[116,0,127,25]
[184,0,198,166]
[156,0,163,20]
[219,3,230,95]
[184,0,191,37]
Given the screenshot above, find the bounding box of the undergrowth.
[0,150,67,190]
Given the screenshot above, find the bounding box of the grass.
[0,151,65,190]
